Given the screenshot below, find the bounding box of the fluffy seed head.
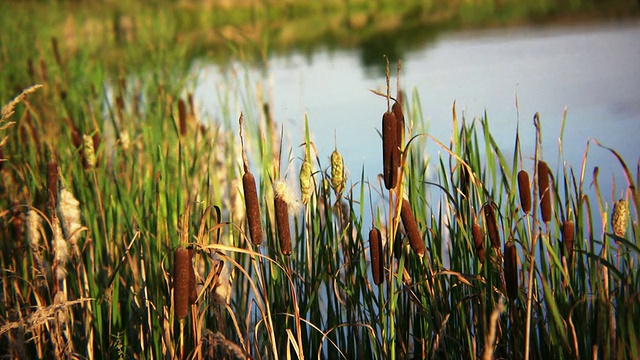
[538,161,551,224]
[611,199,629,238]
[504,240,518,301]
[517,170,531,214]
[401,199,424,257]
[57,188,82,246]
[83,134,96,169]
[369,227,383,285]
[243,172,263,245]
[330,149,345,196]
[52,217,68,281]
[299,159,312,205]
[26,209,42,251]
[173,247,191,319]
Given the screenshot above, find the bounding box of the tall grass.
[1,6,639,360]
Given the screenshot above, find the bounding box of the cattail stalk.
[274,181,292,256]
[504,240,518,301]
[173,247,190,319]
[401,199,424,257]
[369,227,383,285]
[517,170,531,214]
[538,161,551,224]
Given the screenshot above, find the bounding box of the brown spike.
[369,227,383,285]
[517,170,531,214]
[484,203,501,250]
[538,161,551,224]
[274,188,291,256]
[472,222,485,264]
[178,99,187,136]
[401,199,424,257]
[562,220,575,265]
[504,240,518,301]
[243,172,263,245]
[382,111,398,190]
[173,247,191,319]
[46,161,58,212]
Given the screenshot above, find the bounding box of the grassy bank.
[1,1,639,359]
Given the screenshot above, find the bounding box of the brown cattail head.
[472,222,485,264]
[401,199,425,258]
[178,98,187,136]
[611,199,629,238]
[243,172,263,245]
[188,246,197,305]
[538,161,551,224]
[562,220,575,265]
[484,203,501,250]
[369,227,383,285]
[382,111,398,190]
[274,182,292,256]
[173,247,191,319]
[517,170,531,214]
[504,240,518,301]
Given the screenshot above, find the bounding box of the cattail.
[611,199,629,238]
[382,111,398,190]
[484,203,501,250]
[178,98,187,136]
[83,134,96,169]
[369,227,383,285]
[46,161,58,211]
[52,217,68,282]
[472,222,485,264]
[188,247,197,305]
[331,149,345,196]
[517,170,531,214]
[401,199,425,257]
[538,161,551,224]
[274,181,292,256]
[26,208,42,252]
[562,220,575,265]
[239,113,263,245]
[57,187,82,246]
[504,240,518,301]
[173,247,191,319]
[299,158,312,205]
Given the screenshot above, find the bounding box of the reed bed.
[1,16,639,360]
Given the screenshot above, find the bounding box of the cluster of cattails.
[239,114,263,246]
[400,199,425,258]
[537,161,551,224]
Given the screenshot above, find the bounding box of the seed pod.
[188,247,197,305]
[178,98,187,136]
[562,220,575,265]
[331,149,345,196]
[173,247,191,319]
[299,159,312,205]
[401,199,424,257]
[369,227,383,285]
[472,222,485,264]
[504,240,518,301]
[382,111,398,190]
[274,183,291,256]
[538,161,551,224]
[243,172,263,245]
[517,170,531,214]
[392,101,404,150]
[611,199,629,238]
[484,203,501,250]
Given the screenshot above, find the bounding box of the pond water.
[195,19,640,208]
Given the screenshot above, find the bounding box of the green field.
[1,1,638,359]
